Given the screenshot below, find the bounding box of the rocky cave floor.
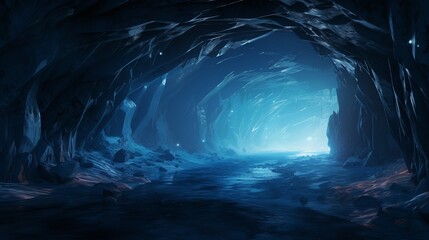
[0,149,429,240]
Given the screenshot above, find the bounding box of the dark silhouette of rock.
[38,161,78,183]
[389,182,408,193]
[113,149,130,163]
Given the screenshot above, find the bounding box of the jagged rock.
[38,161,78,183]
[353,195,382,210]
[104,98,136,145]
[19,84,41,154]
[405,192,429,210]
[404,192,429,221]
[327,111,340,156]
[113,149,130,163]
[39,145,55,164]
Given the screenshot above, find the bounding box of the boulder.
[113,149,130,163]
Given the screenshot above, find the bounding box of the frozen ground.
[0,152,428,239]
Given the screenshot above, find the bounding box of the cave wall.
[324,0,429,186]
[327,65,401,165]
[0,0,428,187]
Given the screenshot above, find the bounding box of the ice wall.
[130,31,338,154]
[210,75,338,154]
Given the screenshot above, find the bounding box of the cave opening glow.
[129,31,338,156]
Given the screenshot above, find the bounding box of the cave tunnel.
[0,1,429,239]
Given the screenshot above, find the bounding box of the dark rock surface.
[353,195,382,210]
[0,154,425,239]
[38,161,78,183]
[389,182,409,193]
[416,178,429,195]
[343,156,365,168]
[113,149,130,163]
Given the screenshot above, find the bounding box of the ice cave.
[0,1,429,239]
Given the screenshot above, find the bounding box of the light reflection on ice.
[224,166,280,190]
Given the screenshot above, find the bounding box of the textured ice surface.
[210,71,338,154]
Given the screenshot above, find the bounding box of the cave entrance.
[122,30,338,156]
